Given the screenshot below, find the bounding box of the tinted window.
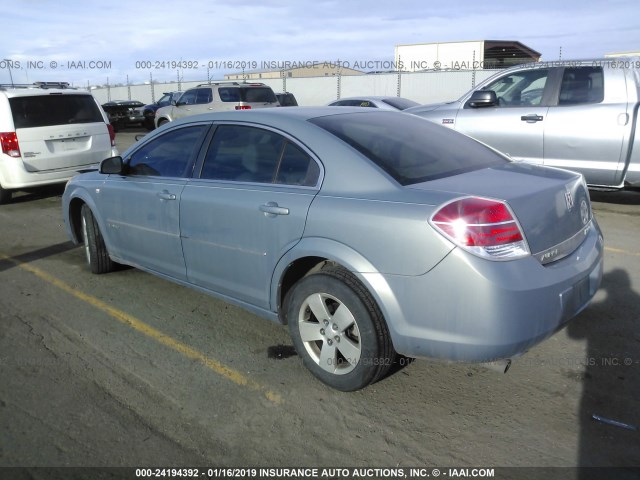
[558,67,604,105]
[195,88,213,104]
[331,99,376,107]
[201,125,319,186]
[381,97,420,110]
[218,87,277,103]
[127,125,208,177]
[201,125,284,182]
[241,87,277,103]
[275,142,320,186]
[9,94,103,128]
[310,112,507,185]
[218,88,241,102]
[178,90,198,105]
[484,69,549,106]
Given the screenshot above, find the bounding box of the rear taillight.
[430,197,529,260]
[107,124,116,147]
[235,105,251,110]
[0,132,21,158]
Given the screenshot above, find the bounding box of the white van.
[0,82,118,203]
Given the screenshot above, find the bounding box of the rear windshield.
[309,112,507,185]
[381,97,420,110]
[218,87,277,103]
[9,94,104,128]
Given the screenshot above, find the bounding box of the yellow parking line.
[1,253,283,405]
[605,246,640,257]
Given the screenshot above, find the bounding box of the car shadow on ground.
[0,242,77,274]
[589,188,640,205]
[567,269,640,477]
[7,185,66,204]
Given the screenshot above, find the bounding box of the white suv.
[0,82,118,203]
[155,82,279,128]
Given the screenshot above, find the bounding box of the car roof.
[0,88,92,98]
[168,106,391,127]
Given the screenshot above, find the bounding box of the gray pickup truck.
[407,59,640,189]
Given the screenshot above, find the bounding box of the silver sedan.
[62,107,604,391]
[327,96,419,110]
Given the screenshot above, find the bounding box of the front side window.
[484,69,549,107]
[195,88,213,104]
[200,125,319,186]
[127,125,208,177]
[178,90,198,105]
[558,67,604,105]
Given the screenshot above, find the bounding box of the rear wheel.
[287,265,395,391]
[0,184,12,204]
[81,204,114,274]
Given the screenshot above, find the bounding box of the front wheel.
[81,204,114,274]
[287,266,395,391]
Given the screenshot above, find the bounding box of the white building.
[395,40,541,72]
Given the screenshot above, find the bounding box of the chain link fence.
[89,69,501,106]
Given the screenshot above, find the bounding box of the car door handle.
[157,191,177,201]
[260,202,289,217]
[521,114,544,123]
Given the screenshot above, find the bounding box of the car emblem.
[565,190,574,210]
[580,199,589,225]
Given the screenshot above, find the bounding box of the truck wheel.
[287,266,395,391]
[81,204,114,274]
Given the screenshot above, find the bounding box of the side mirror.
[100,156,124,175]
[467,90,498,108]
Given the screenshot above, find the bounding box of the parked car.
[102,100,145,131]
[406,58,640,189]
[0,81,117,204]
[141,91,183,130]
[154,82,279,128]
[328,96,419,110]
[62,108,603,391]
[276,92,298,107]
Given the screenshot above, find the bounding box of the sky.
[1,0,639,87]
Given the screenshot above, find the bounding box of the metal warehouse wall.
[90,69,500,106]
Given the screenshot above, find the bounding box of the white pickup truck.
[407,58,640,189]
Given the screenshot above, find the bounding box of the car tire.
[0,184,12,204]
[157,118,169,127]
[81,204,114,274]
[287,265,395,391]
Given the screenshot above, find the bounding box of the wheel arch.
[272,238,403,338]
[64,190,113,252]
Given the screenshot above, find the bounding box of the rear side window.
[200,124,319,186]
[558,67,604,105]
[9,94,103,128]
[310,112,507,185]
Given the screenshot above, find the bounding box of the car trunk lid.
[408,162,592,259]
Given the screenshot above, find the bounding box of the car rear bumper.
[0,149,117,189]
[373,219,604,362]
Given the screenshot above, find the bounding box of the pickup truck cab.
[407,59,640,189]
